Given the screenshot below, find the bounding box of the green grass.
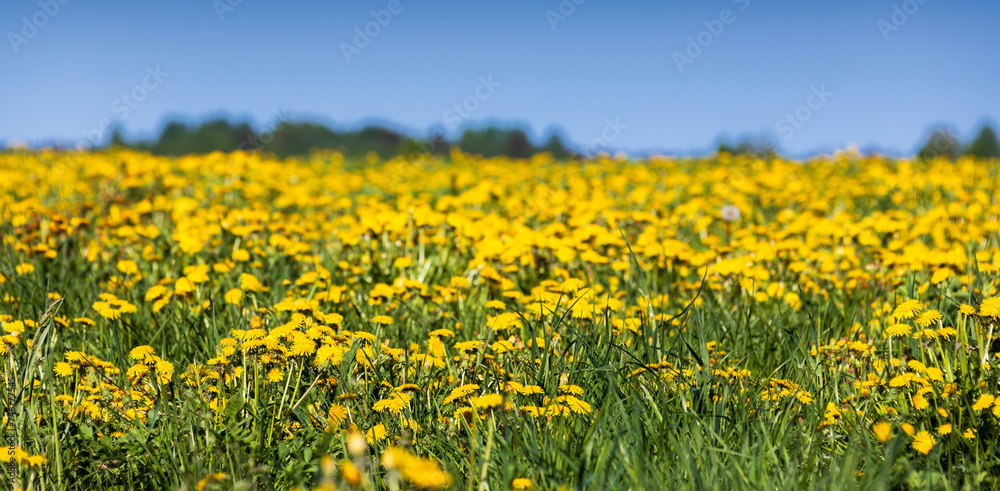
[1,151,999,490]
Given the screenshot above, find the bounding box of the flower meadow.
[3,148,1000,489]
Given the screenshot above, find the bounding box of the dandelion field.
[3,149,1000,489]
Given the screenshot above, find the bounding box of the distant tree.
[152,122,190,155]
[357,126,405,158]
[263,122,340,157]
[459,127,508,157]
[541,134,571,159]
[231,123,255,150]
[918,128,960,161]
[146,119,251,155]
[398,131,447,158]
[966,125,1000,159]
[395,138,426,158]
[505,129,532,159]
[458,127,543,158]
[109,127,127,147]
[717,137,777,159]
[424,132,448,155]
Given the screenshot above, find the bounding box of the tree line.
[917,125,1000,160]
[715,124,1000,160]
[103,118,1000,160]
[107,120,572,160]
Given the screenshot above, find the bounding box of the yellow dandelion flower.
[442,384,480,405]
[156,359,174,378]
[892,299,923,321]
[980,297,1000,318]
[488,312,522,331]
[267,368,283,383]
[930,268,952,284]
[116,260,139,276]
[129,345,156,362]
[934,325,956,338]
[327,404,348,427]
[224,288,243,305]
[914,310,942,327]
[872,421,892,443]
[885,324,912,337]
[145,284,168,301]
[512,478,533,490]
[25,454,47,467]
[518,385,544,396]
[561,395,593,414]
[174,277,194,295]
[53,362,74,377]
[559,384,584,395]
[469,393,504,410]
[491,340,516,353]
[912,431,935,455]
[399,454,452,489]
[373,394,411,414]
[340,460,362,486]
[888,373,912,387]
[353,331,377,343]
[485,300,506,310]
[127,363,150,380]
[454,340,482,352]
[973,394,995,411]
[365,423,388,444]
[240,273,264,292]
[2,320,25,334]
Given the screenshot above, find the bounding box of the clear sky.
[2,0,998,156]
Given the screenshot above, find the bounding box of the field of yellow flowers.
[2,148,1000,489]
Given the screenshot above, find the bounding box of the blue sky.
[1,0,998,156]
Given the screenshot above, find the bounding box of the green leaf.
[224,392,245,421]
[128,428,146,444]
[339,339,361,385]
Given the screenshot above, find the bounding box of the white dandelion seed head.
[721,205,741,222]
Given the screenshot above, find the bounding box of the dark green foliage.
[965,125,1000,159]
[918,128,960,161]
[114,120,573,160]
[717,137,778,159]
